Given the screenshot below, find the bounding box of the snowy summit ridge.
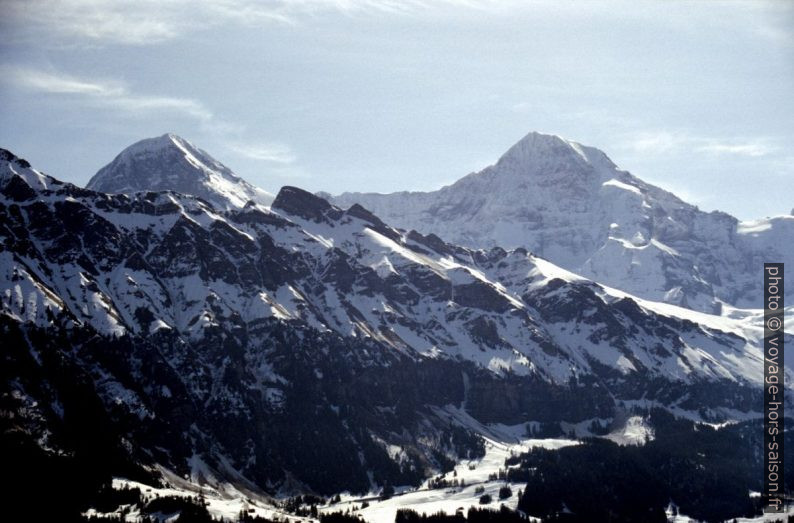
[87,133,274,210]
[495,131,617,172]
[331,131,794,314]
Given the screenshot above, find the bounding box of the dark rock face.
[464,374,614,425]
[0,151,779,498]
[453,281,512,313]
[0,148,32,168]
[272,186,344,223]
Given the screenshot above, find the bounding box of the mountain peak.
[0,147,60,194]
[496,131,617,173]
[329,130,786,313]
[87,134,274,210]
[101,133,221,175]
[134,132,181,147]
[0,148,32,169]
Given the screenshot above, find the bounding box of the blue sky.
[0,0,792,220]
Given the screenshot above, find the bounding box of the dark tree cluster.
[587,418,610,436]
[284,493,325,517]
[320,511,364,522]
[91,484,142,512]
[512,409,794,522]
[395,506,528,522]
[236,511,284,523]
[427,474,466,490]
[142,495,214,522]
[0,317,155,523]
[443,426,486,460]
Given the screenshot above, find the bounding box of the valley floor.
[321,436,576,523]
[86,418,785,523]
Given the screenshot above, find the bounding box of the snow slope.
[331,132,793,315]
[87,133,274,210]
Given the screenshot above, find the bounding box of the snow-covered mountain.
[87,133,274,209]
[331,132,793,314]
[1,145,788,499]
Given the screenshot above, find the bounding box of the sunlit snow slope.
[87,133,274,210]
[332,132,793,315]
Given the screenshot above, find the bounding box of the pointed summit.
[496,131,617,174]
[87,134,274,210]
[0,148,60,193]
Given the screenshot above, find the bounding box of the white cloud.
[113,96,213,122]
[623,131,777,158]
[9,68,125,96]
[6,67,213,122]
[4,0,189,45]
[4,0,790,48]
[0,67,296,164]
[695,142,774,158]
[5,67,294,161]
[227,142,296,164]
[625,132,686,154]
[2,0,458,46]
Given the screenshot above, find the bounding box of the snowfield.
[326,436,575,523]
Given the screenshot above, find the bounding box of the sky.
[0,0,792,220]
